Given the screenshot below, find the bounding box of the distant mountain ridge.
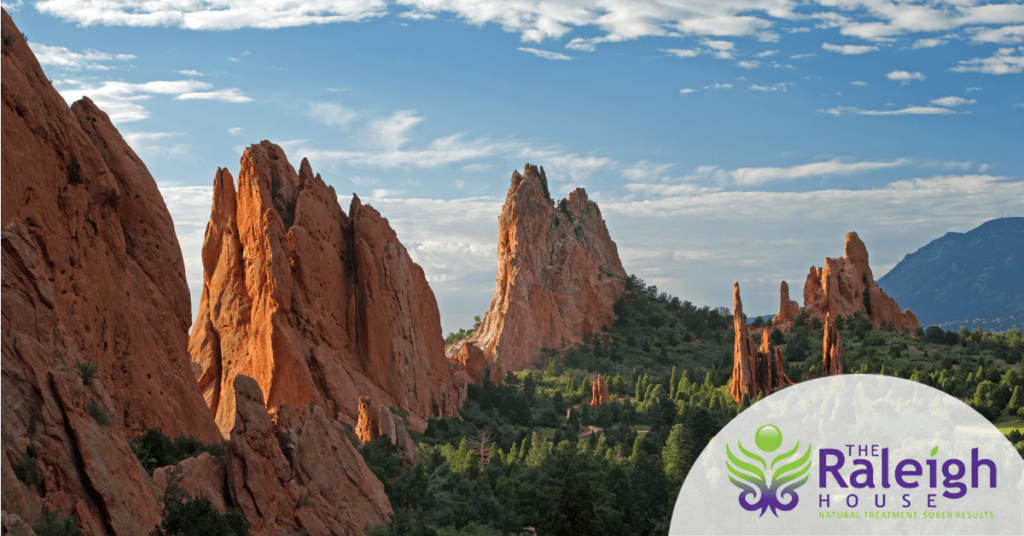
[877,217,1024,327]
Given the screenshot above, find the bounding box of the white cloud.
[663,48,701,58]
[736,60,760,69]
[565,38,595,51]
[969,24,1024,44]
[749,82,790,92]
[30,43,135,70]
[228,127,244,136]
[727,159,910,186]
[790,53,815,59]
[930,96,976,107]
[177,69,204,76]
[518,47,572,60]
[965,86,982,92]
[398,10,435,20]
[822,106,955,116]
[679,88,696,94]
[704,83,733,89]
[122,131,188,157]
[951,47,1024,74]
[37,0,388,30]
[851,81,868,86]
[175,88,252,102]
[755,50,778,57]
[788,27,811,33]
[886,70,925,84]
[621,160,674,181]
[308,102,357,129]
[518,147,611,183]
[822,42,879,55]
[701,39,735,59]
[369,110,422,151]
[55,79,250,122]
[912,37,946,49]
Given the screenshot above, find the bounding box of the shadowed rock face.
[470,164,627,373]
[728,283,794,403]
[2,9,220,533]
[799,232,919,332]
[189,142,465,438]
[822,314,844,376]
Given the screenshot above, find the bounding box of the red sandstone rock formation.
[189,142,465,438]
[822,313,844,376]
[469,164,627,372]
[226,376,390,535]
[728,283,794,403]
[355,399,419,468]
[1,10,221,533]
[772,280,801,328]
[590,374,611,407]
[798,232,919,331]
[447,340,503,386]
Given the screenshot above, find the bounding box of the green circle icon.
[755,424,783,452]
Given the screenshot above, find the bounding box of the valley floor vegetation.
[369,275,1024,536]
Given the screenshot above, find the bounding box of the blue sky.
[7,0,1023,332]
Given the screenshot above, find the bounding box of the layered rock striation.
[469,164,627,373]
[799,232,919,331]
[189,142,466,437]
[728,283,793,403]
[2,9,220,533]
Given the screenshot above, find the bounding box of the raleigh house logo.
[725,424,813,517]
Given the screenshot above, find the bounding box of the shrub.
[14,455,40,484]
[152,466,250,536]
[2,30,15,55]
[130,429,226,476]
[86,401,112,426]
[77,362,99,384]
[33,506,82,536]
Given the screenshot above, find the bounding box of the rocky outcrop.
[822,314,844,376]
[590,374,610,407]
[447,340,502,386]
[226,376,390,535]
[152,453,227,514]
[772,281,801,328]
[799,232,919,331]
[2,9,221,533]
[189,142,465,438]
[470,164,627,372]
[728,283,793,403]
[355,397,419,468]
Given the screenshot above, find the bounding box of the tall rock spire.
[469,164,627,372]
[728,283,794,403]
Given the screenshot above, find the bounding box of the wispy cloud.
[749,83,791,92]
[518,47,571,60]
[701,39,735,59]
[822,106,954,116]
[822,43,879,55]
[969,25,1024,45]
[308,102,357,129]
[704,83,733,90]
[122,131,188,157]
[55,79,249,122]
[370,110,422,151]
[662,48,701,58]
[177,69,204,76]
[930,96,975,107]
[912,37,946,49]
[755,50,778,57]
[30,43,134,70]
[951,47,1024,75]
[886,70,925,84]
[679,88,696,94]
[728,159,911,186]
[851,81,868,86]
[228,127,244,136]
[736,60,760,69]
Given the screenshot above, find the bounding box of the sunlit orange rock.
[189,142,465,438]
[469,164,627,373]
[772,280,801,330]
[447,340,503,386]
[2,9,219,532]
[798,232,919,331]
[728,283,794,403]
[590,374,611,407]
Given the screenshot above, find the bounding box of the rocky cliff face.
[798,232,919,332]
[189,142,465,438]
[728,283,793,403]
[446,340,502,386]
[1,9,221,533]
[470,164,627,372]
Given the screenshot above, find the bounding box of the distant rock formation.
[590,374,611,407]
[188,142,466,438]
[776,232,919,332]
[355,397,419,468]
[728,283,794,403]
[469,164,627,373]
[772,281,801,327]
[226,376,390,535]
[447,340,502,386]
[822,314,844,376]
[2,9,220,533]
